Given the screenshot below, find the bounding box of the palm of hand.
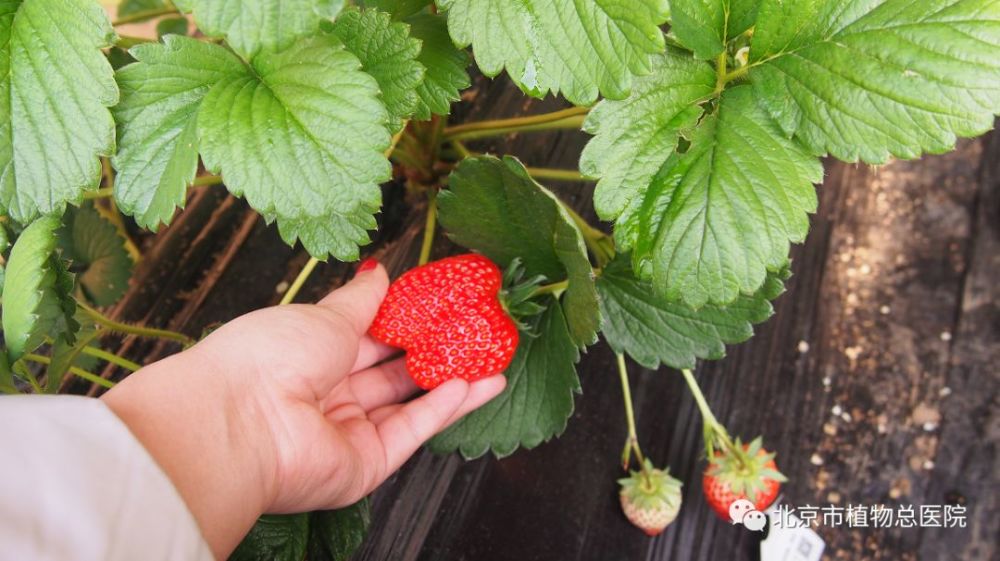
[195,266,506,514]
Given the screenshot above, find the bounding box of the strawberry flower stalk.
[680,368,788,520]
[616,353,683,535]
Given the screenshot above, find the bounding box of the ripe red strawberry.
[619,460,683,536]
[369,254,520,389]
[702,437,786,521]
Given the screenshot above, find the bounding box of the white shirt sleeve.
[0,395,215,561]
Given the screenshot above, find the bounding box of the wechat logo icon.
[730,499,767,532]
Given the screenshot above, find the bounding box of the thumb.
[318,259,389,336]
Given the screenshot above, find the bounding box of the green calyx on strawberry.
[369,254,551,390]
[619,459,683,536]
[702,436,787,521]
[498,257,549,331]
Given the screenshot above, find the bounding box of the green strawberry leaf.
[198,35,392,261]
[269,211,378,262]
[2,217,78,362]
[406,12,469,119]
[327,7,425,133]
[57,205,134,307]
[597,255,787,370]
[429,302,581,459]
[439,155,599,347]
[629,86,821,307]
[580,51,716,247]
[436,0,670,104]
[230,514,309,561]
[0,0,118,223]
[307,500,371,561]
[748,0,1000,163]
[113,36,245,230]
[670,0,759,60]
[192,0,344,58]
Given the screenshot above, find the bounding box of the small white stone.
[923,460,935,470]
[832,404,843,416]
[841,412,852,423]
[845,346,863,361]
[860,264,872,275]
[940,331,952,342]
[880,305,891,315]
[798,340,810,353]
[877,423,888,434]
[939,387,952,397]
[923,422,938,432]
[275,281,290,294]
[810,453,824,466]
[822,376,832,387]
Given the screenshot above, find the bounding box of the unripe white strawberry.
[619,460,683,535]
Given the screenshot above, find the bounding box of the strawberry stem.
[714,51,729,95]
[531,279,569,298]
[12,360,43,393]
[617,353,648,473]
[450,140,473,159]
[418,189,438,266]
[563,205,614,268]
[78,344,141,372]
[78,301,195,346]
[442,107,590,142]
[111,6,178,26]
[190,174,222,187]
[680,368,736,457]
[446,145,590,184]
[386,125,407,159]
[21,354,116,390]
[83,187,114,200]
[523,167,589,183]
[280,257,320,305]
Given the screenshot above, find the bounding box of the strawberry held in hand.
[369,254,523,389]
[702,437,786,521]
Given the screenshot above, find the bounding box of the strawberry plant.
[1,0,997,557]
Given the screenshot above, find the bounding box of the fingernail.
[357,258,378,273]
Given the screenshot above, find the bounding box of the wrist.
[101,348,277,559]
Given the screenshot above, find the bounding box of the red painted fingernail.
[357,258,378,273]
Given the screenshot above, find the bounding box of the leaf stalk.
[531,279,569,298]
[524,167,590,183]
[442,107,589,142]
[22,354,116,390]
[418,190,438,266]
[78,302,194,346]
[79,345,142,372]
[280,257,320,305]
[112,7,178,27]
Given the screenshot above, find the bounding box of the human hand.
[102,262,506,559]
